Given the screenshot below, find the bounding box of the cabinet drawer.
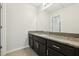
[33,36,46,44]
[47,48,63,56]
[47,40,75,56]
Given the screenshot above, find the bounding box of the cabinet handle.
[52,45,60,49]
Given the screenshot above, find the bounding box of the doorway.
[52,15,61,32]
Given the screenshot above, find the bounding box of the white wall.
[50,4,79,33]
[6,3,38,52]
[36,10,50,31]
[1,3,50,54]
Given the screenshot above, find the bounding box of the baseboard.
[5,45,29,55]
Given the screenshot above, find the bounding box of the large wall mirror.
[46,3,79,34]
[35,3,79,34]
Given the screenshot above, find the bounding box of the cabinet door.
[39,44,46,56]
[29,34,34,49]
[33,40,40,55]
[47,48,63,56]
[47,40,75,56]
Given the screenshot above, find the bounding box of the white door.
[52,16,61,32]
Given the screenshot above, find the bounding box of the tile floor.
[6,47,38,56]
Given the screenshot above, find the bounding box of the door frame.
[1,3,7,56]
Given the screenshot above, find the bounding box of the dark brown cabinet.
[29,33,79,56]
[33,40,46,56]
[47,48,63,56]
[33,40,40,55]
[29,34,46,56]
[47,40,75,56]
[29,34,34,49]
[39,43,46,56]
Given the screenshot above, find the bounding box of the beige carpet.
[6,47,38,56]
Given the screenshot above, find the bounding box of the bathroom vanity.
[28,31,79,56]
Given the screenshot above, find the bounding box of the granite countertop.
[29,31,79,48]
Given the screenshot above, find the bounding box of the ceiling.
[44,3,75,13]
[30,3,75,13]
[30,3,42,8]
